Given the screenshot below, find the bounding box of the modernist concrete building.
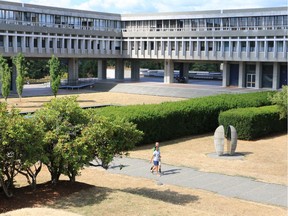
[0,1,287,89]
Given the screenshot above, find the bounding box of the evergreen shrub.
[93,91,274,145]
[218,105,287,140]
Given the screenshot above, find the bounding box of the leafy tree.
[12,53,28,100]
[0,56,11,101]
[48,55,62,97]
[82,111,143,169]
[34,96,90,183]
[0,104,44,197]
[27,59,49,79]
[191,63,220,72]
[269,85,288,119]
[79,59,98,78]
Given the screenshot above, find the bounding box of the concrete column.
[197,40,201,57]
[21,36,26,53]
[255,41,259,59]
[131,60,140,81]
[272,62,280,90]
[30,37,34,53]
[255,62,261,89]
[238,62,245,88]
[97,59,107,80]
[13,36,17,53]
[222,61,229,87]
[45,38,49,54]
[164,59,174,84]
[38,37,42,53]
[68,58,79,85]
[53,38,57,53]
[183,63,189,79]
[68,38,72,54]
[115,59,124,81]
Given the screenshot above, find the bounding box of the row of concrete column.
[67,58,141,84]
[67,59,284,89]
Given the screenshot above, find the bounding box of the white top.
[153,150,161,162]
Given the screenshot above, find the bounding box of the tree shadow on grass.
[0,180,108,214]
[121,187,199,205]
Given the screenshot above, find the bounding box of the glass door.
[246,73,256,88]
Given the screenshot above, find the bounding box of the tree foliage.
[0,56,11,101]
[0,103,44,197]
[33,96,90,183]
[82,111,143,169]
[269,85,288,119]
[12,53,28,99]
[48,55,62,97]
[27,59,49,79]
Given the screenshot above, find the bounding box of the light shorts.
[153,160,159,166]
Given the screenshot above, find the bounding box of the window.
[216,41,221,51]
[224,41,229,51]
[239,17,247,27]
[0,35,3,46]
[262,64,273,88]
[277,41,283,52]
[250,41,255,52]
[268,41,274,52]
[232,41,237,52]
[241,41,246,52]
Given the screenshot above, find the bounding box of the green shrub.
[218,105,287,140]
[92,91,274,145]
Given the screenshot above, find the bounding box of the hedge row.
[92,91,274,145]
[218,105,287,140]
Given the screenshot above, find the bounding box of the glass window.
[222,18,229,27]
[247,17,255,26]
[262,64,273,88]
[255,17,264,27]
[250,41,255,52]
[0,35,3,46]
[266,16,273,27]
[0,10,5,19]
[230,18,237,28]
[24,12,31,22]
[268,41,274,52]
[224,41,229,51]
[241,41,246,51]
[277,41,283,52]
[239,17,247,27]
[214,18,220,27]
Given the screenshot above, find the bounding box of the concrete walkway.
[102,157,287,208]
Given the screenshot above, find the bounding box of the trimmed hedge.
[218,105,287,140]
[92,91,274,145]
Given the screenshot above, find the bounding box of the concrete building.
[0,1,287,89]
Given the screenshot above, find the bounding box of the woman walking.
[150,142,161,176]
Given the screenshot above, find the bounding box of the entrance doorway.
[246,73,256,88]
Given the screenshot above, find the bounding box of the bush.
[93,91,274,145]
[218,105,287,140]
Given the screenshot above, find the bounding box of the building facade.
[0,1,287,89]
